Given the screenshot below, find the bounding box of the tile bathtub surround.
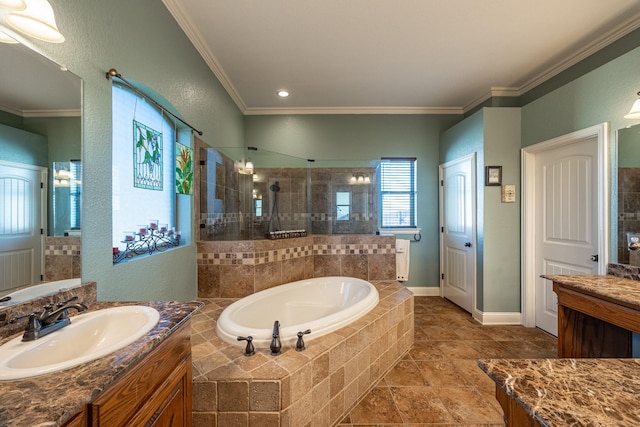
[197,235,396,298]
[44,236,81,281]
[190,280,414,427]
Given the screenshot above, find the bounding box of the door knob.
[464,242,472,247]
[590,254,599,262]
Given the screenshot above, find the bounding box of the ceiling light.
[2,0,65,43]
[277,90,289,98]
[624,92,640,119]
[0,0,25,10]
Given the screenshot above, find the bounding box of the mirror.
[0,42,82,299]
[616,123,640,266]
[197,145,379,241]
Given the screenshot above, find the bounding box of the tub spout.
[270,320,281,355]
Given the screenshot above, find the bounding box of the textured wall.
[28,0,245,301]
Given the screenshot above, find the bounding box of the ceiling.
[0,43,81,117]
[163,0,640,115]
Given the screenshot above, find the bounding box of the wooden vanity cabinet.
[63,320,192,427]
[553,282,637,358]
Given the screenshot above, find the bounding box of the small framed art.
[485,166,502,186]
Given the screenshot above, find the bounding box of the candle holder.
[114,225,180,264]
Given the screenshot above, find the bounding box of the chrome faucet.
[270,320,282,355]
[12,296,88,341]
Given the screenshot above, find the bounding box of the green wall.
[28,0,244,301]
[0,123,47,166]
[483,108,521,312]
[439,108,522,313]
[246,114,459,288]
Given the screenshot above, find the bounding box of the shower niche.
[197,145,378,241]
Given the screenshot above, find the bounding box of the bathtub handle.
[237,335,255,356]
[295,329,312,352]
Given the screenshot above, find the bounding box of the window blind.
[380,159,416,228]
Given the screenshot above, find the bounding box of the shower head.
[270,182,280,192]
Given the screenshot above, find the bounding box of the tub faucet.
[270,320,282,355]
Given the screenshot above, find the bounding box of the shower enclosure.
[197,145,378,241]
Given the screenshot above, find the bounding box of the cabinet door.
[127,357,191,427]
[63,409,87,427]
[89,322,191,427]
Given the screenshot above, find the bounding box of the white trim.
[162,0,247,113]
[521,123,609,328]
[244,107,464,116]
[407,286,440,296]
[518,14,640,97]
[22,109,81,118]
[473,309,522,326]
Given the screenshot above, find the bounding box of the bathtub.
[0,278,82,308]
[216,276,379,348]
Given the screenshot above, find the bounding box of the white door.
[533,135,600,335]
[0,161,45,292]
[440,153,476,313]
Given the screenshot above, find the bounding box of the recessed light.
[277,90,289,98]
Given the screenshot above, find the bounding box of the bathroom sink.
[0,305,160,381]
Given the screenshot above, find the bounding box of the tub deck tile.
[191,280,414,427]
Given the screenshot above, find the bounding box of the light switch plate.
[502,184,516,203]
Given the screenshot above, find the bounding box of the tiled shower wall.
[44,236,81,281]
[197,145,378,241]
[197,235,396,298]
[618,167,640,265]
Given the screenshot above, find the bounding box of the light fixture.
[0,0,64,44]
[625,91,640,119]
[245,161,254,174]
[351,174,370,184]
[277,90,289,98]
[0,0,25,11]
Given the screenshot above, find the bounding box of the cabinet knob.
[590,254,599,262]
[464,242,472,247]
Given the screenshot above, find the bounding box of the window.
[69,160,82,230]
[336,191,351,220]
[379,158,416,228]
[112,84,176,254]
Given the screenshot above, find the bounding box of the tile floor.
[339,296,558,426]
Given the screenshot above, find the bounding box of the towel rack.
[377,228,422,243]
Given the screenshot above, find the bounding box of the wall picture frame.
[485,166,502,186]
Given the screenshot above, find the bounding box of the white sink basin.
[0,305,160,381]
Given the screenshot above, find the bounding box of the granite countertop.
[542,274,640,311]
[478,358,640,426]
[0,300,201,427]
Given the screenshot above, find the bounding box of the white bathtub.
[0,278,82,308]
[216,276,379,348]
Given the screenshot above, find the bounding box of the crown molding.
[0,104,22,117]
[0,105,80,118]
[23,109,81,118]
[463,87,521,112]
[244,106,464,116]
[517,12,640,96]
[162,0,247,113]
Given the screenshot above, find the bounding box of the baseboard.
[473,309,522,325]
[406,286,440,296]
